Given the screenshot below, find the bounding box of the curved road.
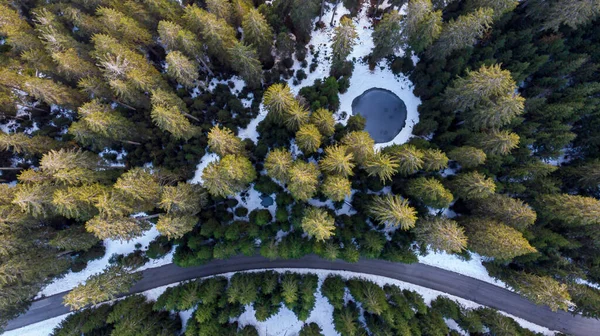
[5,255,600,335]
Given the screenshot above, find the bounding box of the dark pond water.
[351,88,407,143]
[260,195,274,207]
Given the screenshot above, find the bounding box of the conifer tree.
[296,124,322,154]
[242,8,274,62]
[465,0,518,18]
[371,10,403,62]
[384,144,424,175]
[114,167,161,206]
[462,217,537,260]
[228,43,263,89]
[406,177,454,209]
[263,83,295,121]
[540,0,600,31]
[206,0,234,24]
[64,265,141,310]
[537,194,600,226]
[363,152,399,183]
[159,182,207,215]
[12,183,57,218]
[402,0,443,53]
[341,131,375,166]
[52,184,106,221]
[288,161,320,201]
[156,214,198,239]
[415,217,467,253]
[265,148,294,183]
[451,171,496,200]
[208,125,245,157]
[332,17,358,64]
[447,146,486,168]
[284,102,310,132]
[322,175,352,202]
[577,160,600,189]
[96,7,152,46]
[151,89,199,140]
[347,279,389,315]
[203,155,257,198]
[368,194,417,230]
[0,4,44,53]
[290,0,320,42]
[430,8,493,59]
[473,194,536,230]
[49,225,100,252]
[0,133,62,155]
[421,148,449,171]
[302,207,336,241]
[310,108,336,137]
[86,215,150,241]
[184,6,237,63]
[166,51,198,89]
[76,100,137,144]
[506,273,571,312]
[319,145,355,177]
[477,130,520,155]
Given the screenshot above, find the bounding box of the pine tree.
[63,265,141,310]
[263,83,296,121]
[406,177,454,209]
[462,217,537,260]
[537,194,600,226]
[302,207,336,241]
[319,145,355,177]
[384,144,424,175]
[49,225,100,252]
[265,148,294,183]
[476,130,520,155]
[208,125,245,157]
[473,194,536,230]
[184,6,237,63]
[332,17,358,64]
[296,124,322,154]
[348,279,389,315]
[76,100,137,143]
[577,160,600,189]
[86,215,151,241]
[228,43,263,88]
[402,0,443,53]
[368,194,417,230]
[451,171,496,200]
[151,89,199,140]
[465,0,518,18]
[203,154,256,197]
[371,10,403,62]
[415,217,467,253]
[430,8,494,59]
[12,183,57,218]
[310,108,336,137]
[166,51,198,89]
[93,189,135,218]
[96,7,152,46]
[159,182,207,215]
[299,322,323,336]
[114,167,161,205]
[288,161,320,201]
[52,184,106,221]
[447,146,486,168]
[541,0,600,31]
[290,0,320,42]
[206,0,234,24]
[0,4,44,53]
[284,102,310,132]
[322,175,352,202]
[242,8,273,62]
[156,214,198,239]
[363,152,399,183]
[341,131,375,166]
[506,273,571,312]
[0,133,62,155]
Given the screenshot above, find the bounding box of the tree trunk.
[0,167,24,170]
[320,0,326,22]
[198,57,214,77]
[138,214,161,220]
[119,140,142,146]
[331,0,340,26]
[183,112,200,122]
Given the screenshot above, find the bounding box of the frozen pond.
[351,88,408,143]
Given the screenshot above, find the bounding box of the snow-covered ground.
[418,249,508,288]
[36,225,173,298]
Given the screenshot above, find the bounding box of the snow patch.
[189,151,219,185]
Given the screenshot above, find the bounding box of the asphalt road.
[5,255,600,335]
